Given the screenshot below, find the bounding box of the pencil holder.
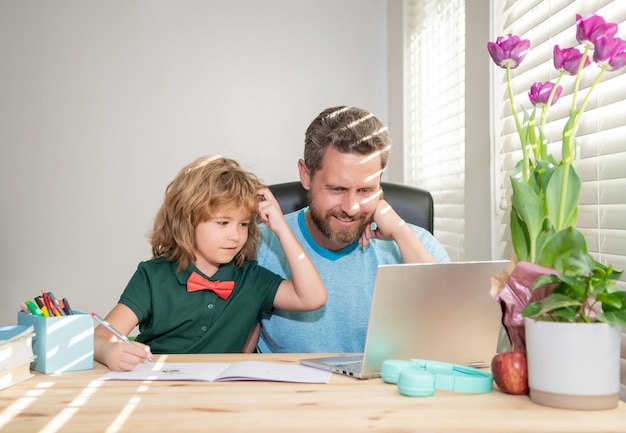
[17,311,94,374]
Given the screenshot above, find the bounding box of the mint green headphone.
[381,359,493,397]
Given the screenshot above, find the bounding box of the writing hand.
[105,339,153,372]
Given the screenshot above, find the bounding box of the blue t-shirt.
[256,208,450,353]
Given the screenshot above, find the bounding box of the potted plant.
[488,13,626,409]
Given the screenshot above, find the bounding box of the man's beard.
[308,198,373,245]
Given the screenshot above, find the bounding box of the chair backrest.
[268,181,434,234]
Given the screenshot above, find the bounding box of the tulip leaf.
[545,163,581,232]
[510,208,530,262]
[538,227,587,272]
[561,109,580,163]
[510,178,544,262]
[532,160,556,197]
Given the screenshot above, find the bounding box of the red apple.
[491,350,528,395]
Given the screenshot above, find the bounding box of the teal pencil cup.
[17,311,94,374]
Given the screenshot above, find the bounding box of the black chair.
[269,181,434,234]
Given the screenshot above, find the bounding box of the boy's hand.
[104,340,153,372]
[256,188,287,232]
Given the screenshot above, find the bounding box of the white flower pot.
[524,317,621,410]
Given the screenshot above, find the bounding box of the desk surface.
[0,353,624,433]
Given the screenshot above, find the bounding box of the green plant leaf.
[599,289,626,311]
[545,163,581,231]
[540,293,581,310]
[510,179,544,262]
[537,227,587,272]
[552,307,577,322]
[608,281,626,292]
[598,292,623,310]
[522,301,542,317]
[561,109,580,163]
[534,226,557,264]
[595,309,626,328]
[567,251,596,275]
[510,208,530,262]
[526,109,539,160]
[532,160,556,199]
[531,273,561,290]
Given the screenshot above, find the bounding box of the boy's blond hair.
[151,156,265,272]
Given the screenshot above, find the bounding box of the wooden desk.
[0,353,624,432]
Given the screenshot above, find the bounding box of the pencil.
[91,312,153,363]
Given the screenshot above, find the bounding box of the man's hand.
[358,198,437,264]
[359,199,406,247]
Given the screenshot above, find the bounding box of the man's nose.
[340,190,361,215]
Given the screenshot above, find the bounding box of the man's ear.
[297,159,311,190]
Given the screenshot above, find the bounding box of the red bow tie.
[187,271,235,299]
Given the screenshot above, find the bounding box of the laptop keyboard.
[327,360,363,375]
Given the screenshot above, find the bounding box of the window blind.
[405,0,466,261]
[491,0,626,283]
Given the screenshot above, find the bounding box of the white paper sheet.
[99,361,332,383]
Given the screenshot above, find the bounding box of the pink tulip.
[528,82,562,107]
[553,45,590,75]
[488,34,530,69]
[576,14,618,45]
[593,36,626,71]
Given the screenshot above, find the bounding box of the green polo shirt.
[119,257,283,353]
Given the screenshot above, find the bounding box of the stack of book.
[0,324,36,390]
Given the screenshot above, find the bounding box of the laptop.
[300,260,509,379]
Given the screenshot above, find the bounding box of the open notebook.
[301,260,509,379]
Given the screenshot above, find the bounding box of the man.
[256,106,450,353]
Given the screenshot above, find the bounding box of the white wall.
[0,0,390,326]
[464,0,492,260]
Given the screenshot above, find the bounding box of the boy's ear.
[297,159,311,191]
